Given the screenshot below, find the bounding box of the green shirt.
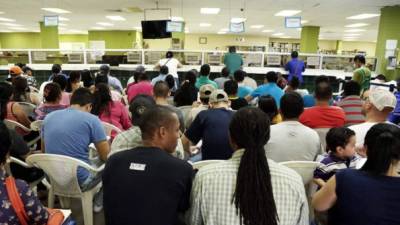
[195,76,218,89]
[223,53,243,75]
[352,66,371,93]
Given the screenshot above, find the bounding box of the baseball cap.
[199,84,216,99]
[9,66,22,76]
[129,95,156,126]
[209,89,229,103]
[135,65,146,74]
[368,89,397,111]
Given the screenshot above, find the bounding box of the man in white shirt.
[349,89,397,156]
[265,92,321,162]
[155,51,183,86]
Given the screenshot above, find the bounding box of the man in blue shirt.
[285,51,305,84]
[245,71,284,108]
[151,65,169,86]
[42,88,110,211]
[233,70,254,98]
[99,64,123,93]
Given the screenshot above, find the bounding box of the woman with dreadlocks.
[188,107,308,225]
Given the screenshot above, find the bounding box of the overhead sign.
[166,21,183,32]
[44,16,59,26]
[285,17,301,28]
[230,22,245,33]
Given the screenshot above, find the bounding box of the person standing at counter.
[285,51,305,84]
[352,55,371,94]
[223,46,243,75]
[155,51,183,87]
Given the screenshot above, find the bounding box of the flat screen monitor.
[44,16,59,26]
[285,17,301,28]
[230,22,245,33]
[141,20,172,39]
[167,21,183,32]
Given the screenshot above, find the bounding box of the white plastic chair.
[192,160,224,170]
[279,161,320,185]
[17,102,36,116]
[102,121,122,137]
[5,156,45,191]
[3,119,40,148]
[314,128,330,153]
[178,106,193,129]
[30,120,44,132]
[26,154,104,225]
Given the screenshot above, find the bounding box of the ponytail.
[229,107,278,225]
[362,123,400,175]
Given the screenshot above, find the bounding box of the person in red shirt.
[300,78,345,128]
[126,72,153,103]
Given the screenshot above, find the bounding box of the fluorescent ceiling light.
[274,10,301,17]
[68,29,87,33]
[0,23,22,27]
[0,17,16,22]
[272,33,284,36]
[170,16,184,21]
[106,15,126,21]
[301,20,309,24]
[134,26,142,30]
[343,33,362,36]
[58,23,67,26]
[250,25,264,29]
[347,14,380,20]
[345,23,368,28]
[231,17,246,23]
[200,8,220,14]
[97,22,114,26]
[58,27,67,31]
[199,23,211,27]
[91,26,105,30]
[58,17,70,21]
[220,28,229,32]
[262,29,274,33]
[281,36,291,39]
[344,29,366,32]
[296,28,302,31]
[0,29,11,32]
[217,31,226,34]
[8,27,28,30]
[41,8,71,14]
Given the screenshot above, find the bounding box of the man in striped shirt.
[336,81,365,126]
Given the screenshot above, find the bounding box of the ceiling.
[0,0,399,42]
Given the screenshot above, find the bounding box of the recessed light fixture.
[199,23,211,27]
[58,17,70,21]
[200,8,220,14]
[344,29,366,32]
[272,33,284,36]
[281,36,292,39]
[231,17,246,23]
[170,16,184,21]
[301,20,309,24]
[344,33,362,36]
[106,15,126,21]
[97,22,114,26]
[262,29,274,33]
[0,23,22,27]
[0,17,16,22]
[8,27,28,30]
[41,8,71,14]
[347,14,380,20]
[345,23,368,28]
[217,31,226,34]
[274,10,301,17]
[250,25,264,29]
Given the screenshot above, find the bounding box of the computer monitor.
[141,20,172,39]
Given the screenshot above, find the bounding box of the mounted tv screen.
[141,20,172,39]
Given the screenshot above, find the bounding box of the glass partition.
[239,52,263,67]
[0,50,29,65]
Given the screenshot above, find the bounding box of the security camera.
[240,8,244,12]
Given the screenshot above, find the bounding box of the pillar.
[335,40,343,54]
[171,23,185,50]
[300,26,320,53]
[39,22,59,49]
[375,6,400,80]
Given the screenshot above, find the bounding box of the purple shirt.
[285,58,305,83]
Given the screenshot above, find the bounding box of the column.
[375,5,400,80]
[171,23,185,49]
[39,22,59,49]
[335,40,343,54]
[300,26,320,53]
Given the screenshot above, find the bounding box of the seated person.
[127,72,153,103]
[110,95,184,159]
[265,92,321,162]
[186,84,215,127]
[246,71,284,108]
[299,78,345,128]
[284,76,309,97]
[174,70,198,107]
[11,76,40,105]
[233,70,254,98]
[95,75,122,102]
[91,83,132,139]
[313,123,400,225]
[103,105,193,225]
[0,121,49,224]
[188,107,308,225]
[336,80,365,126]
[195,64,218,89]
[258,95,282,124]
[224,80,248,110]
[52,75,71,106]
[388,78,400,124]
[314,127,359,187]
[42,88,109,212]
[151,65,169,86]
[182,90,235,160]
[35,82,67,120]
[214,67,230,89]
